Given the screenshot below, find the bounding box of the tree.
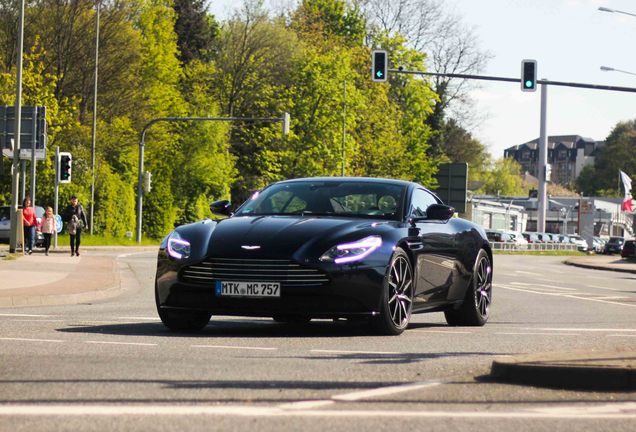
[582,119,636,196]
[362,0,491,156]
[476,157,524,196]
[172,0,219,64]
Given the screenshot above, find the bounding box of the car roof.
[275,177,419,189]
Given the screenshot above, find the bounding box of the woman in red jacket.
[22,196,36,255]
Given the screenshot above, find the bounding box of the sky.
[207,0,636,158]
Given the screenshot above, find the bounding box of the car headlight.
[320,235,382,264]
[167,231,191,259]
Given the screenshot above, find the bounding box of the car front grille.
[180,258,329,287]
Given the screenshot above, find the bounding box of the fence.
[490,242,578,252]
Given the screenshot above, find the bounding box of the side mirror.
[210,200,232,217]
[427,204,455,221]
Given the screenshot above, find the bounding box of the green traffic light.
[525,80,533,88]
[376,70,383,78]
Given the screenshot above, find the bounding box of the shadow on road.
[57,319,457,339]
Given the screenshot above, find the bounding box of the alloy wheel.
[474,255,492,319]
[387,255,413,329]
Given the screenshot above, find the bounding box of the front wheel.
[155,285,211,332]
[371,247,413,335]
[445,249,492,326]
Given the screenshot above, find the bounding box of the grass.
[54,233,160,247]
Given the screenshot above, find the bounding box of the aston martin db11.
[155,177,493,335]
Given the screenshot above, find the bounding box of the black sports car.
[155,177,493,335]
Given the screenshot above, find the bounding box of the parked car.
[0,205,45,246]
[568,234,589,252]
[604,236,625,255]
[485,229,514,243]
[522,232,540,243]
[621,240,636,259]
[502,231,528,248]
[557,234,571,244]
[593,237,606,253]
[155,177,494,335]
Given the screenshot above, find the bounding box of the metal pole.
[30,106,37,207]
[136,131,145,243]
[537,82,548,233]
[8,0,25,253]
[54,146,59,249]
[341,79,346,176]
[89,1,100,235]
[20,161,26,202]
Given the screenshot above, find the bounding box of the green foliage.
[476,157,524,196]
[1,0,452,239]
[579,119,636,196]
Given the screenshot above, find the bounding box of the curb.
[489,351,636,391]
[563,258,636,274]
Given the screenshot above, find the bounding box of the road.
[1,252,635,431]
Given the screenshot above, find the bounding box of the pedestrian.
[22,196,36,255]
[62,195,87,257]
[39,206,56,256]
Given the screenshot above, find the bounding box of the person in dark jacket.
[62,195,88,257]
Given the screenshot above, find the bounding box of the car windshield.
[235,180,406,220]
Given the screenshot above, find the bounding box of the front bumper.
[156,257,387,319]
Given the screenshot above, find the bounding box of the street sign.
[55,214,63,234]
[433,163,468,213]
[0,106,47,160]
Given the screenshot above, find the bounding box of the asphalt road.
[1,252,635,431]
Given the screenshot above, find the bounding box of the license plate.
[215,281,280,298]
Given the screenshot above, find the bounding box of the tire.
[155,285,211,332]
[371,247,414,335]
[445,248,492,327]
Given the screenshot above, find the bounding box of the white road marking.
[331,380,444,401]
[496,332,579,336]
[117,317,161,321]
[514,270,542,276]
[496,284,636,308]
[191,345,277,351]
[310,349,399,355]
[0,313,55,318]
[277,400,335,410]
[1,403,635,419]
[525,327,636,332]
[0,337,63,343]
[411,330,473,334]
[585,285,627,292]
[85,341,157,347]
[607,334,636,337]
[509,282,576,291]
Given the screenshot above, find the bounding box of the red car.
[621,240,636,259]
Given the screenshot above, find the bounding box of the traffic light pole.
[54,146,59,249]
[136,114,291,243]
[537,83,548,233]
[388,67,636,234]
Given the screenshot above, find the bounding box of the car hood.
[207,215,389,258]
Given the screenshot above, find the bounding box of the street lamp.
[600,65,636,76]
[598,6,636,18]
[89,1,100,235]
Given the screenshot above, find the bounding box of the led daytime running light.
[167,234,191,259]
[321,235,382,264]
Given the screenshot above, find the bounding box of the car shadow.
[57,319,457,339]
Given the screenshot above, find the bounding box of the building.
[504,135,603,186]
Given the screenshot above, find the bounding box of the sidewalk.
[563,253,636,274]
[0,246,157,307]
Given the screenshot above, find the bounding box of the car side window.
[409,189,438,217]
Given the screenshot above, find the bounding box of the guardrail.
[490,242,579,251]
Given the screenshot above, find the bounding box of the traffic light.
[58,152,72,183]
[372,50,388,82]
[521,59,537,92]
